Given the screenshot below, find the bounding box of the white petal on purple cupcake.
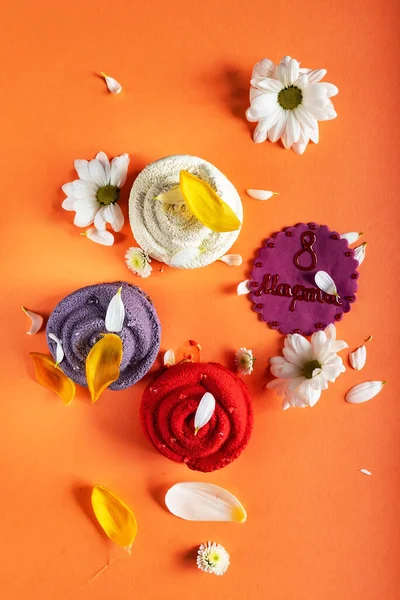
[345,381,386,404]
[354,242,367,265]
[340,232,363,244]
[48,333,64,366]
[315,271,338,296]
[218,254,243,266]
[105,286,125,333]
[237,280,250,295]
[349,345,367,370]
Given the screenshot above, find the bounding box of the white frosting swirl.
[128,155,242,268]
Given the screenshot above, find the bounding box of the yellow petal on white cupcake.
[163,349,175,367]
[81,228,114,246]
[218,254,243,266]
[105,286,125,333]
[194,392,216,434]
[48,333,64,366]
[100,72,122,94]
[354,242,367,265]
[237,280,250,295]
[340,232,363,244]
[315,270,338,297]
[170,247,201,267]
[345,381,386,404]
[349,345,367,370]
[165,482,247,523]
[246,189,278,200]
[22,306,43,335]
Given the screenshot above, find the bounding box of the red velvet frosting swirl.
[140,362,253,472]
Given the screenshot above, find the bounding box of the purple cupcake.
[46,282,161,390]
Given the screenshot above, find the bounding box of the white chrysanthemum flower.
[235,347,255,375]
[246,56,338,154]
[125,247,152,278]
[267,324,347,409]
[197,541,230,576]
[62,151,129,232]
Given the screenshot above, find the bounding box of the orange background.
[1,0,400,598]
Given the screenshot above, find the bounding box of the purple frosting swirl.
[46,282,161,390]
[250,223,360,335]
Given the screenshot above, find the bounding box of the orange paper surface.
[1,0,399,598]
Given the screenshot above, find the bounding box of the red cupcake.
[140,362,253,472]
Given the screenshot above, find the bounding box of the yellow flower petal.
[91,484,137,552]
[30,352,75,405]
[179,170,241,233]
[86,333,123,403]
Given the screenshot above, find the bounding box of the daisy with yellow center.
[196,541,230,576]
[125,247,152,278]
[235,347,255,375]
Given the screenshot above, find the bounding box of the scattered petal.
[105,287,125,333]
[235,348,255,375]
[155,186,185,204]
[164,349,175,367]
[48,333,64,366]
[345,381,386,404]
[179,170,241,233]
[354,242,367,265]
[30,353,75,405]
[246,189,278,201]
[91,484,137,552]
[315,270,338,297]
[340,231,363,244]
[22,307,43,335]
[365,335,373,343]
[125,247,152,278]
[349,345,367,370]
[237,280,250,295]
[86,333,123,403]
[170,247,201,267]
[197,541,230,576]
[360,469,372,476]
[194,392,216,434]
[100,72,122,94]
[81,228,114,246]
[165,482,246,522]
[174,340,202,364]
[218,254,243,266]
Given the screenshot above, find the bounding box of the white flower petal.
[251,58,276,80]
[253,120,269,143]
[311,330,327,358]
[155,186,185,204]
[48,333,64,366]
[307,69,327,83]
[270,361,300,378]
[251,78,283,92]
[62,197,78,211]
[73,200,99,227]
[292,141,308,155]
[194,392,216,434]
[246,189,277,201]
[286,58,300,85]
[105,286,125,333]
[88,158,108,187]
[237,280,250,295]
[106,203,124,232]
[164,349,175,367]
[101,72,122,94]
[74,159,92,182]
[94,206,108,230]
[62,180,98,199]
[22,307,43,335]
[295,106,318,130]
[170,247,201,267]
[165,482,246,523]
[290,334,312,361]
[218,254,242,266]
[268,110,287,142]
[360,469,372,476]
[354,242,367,265]
[315,270,338,296]
[95,152,111,182]
[345,381,386,404]
[349,346,367,370]
[110,153,130,187]
[82,228,114,246]
[340,232,363,244]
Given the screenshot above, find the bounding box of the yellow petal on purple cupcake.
[86,333,123,403]
[179,170,241,233]
[30,352,75,405]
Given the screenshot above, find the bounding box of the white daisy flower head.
[197,541,230,576]
[125,247,152,278]
[62,151,129,231]
[235,347,255,375]
[247,56,338,154]
[267,324,347,409]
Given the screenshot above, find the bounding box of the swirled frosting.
[129,155,243,268]
[46,282,161,390]
[140,362,253,472]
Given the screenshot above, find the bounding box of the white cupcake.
[128,155,243,269]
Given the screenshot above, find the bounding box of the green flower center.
[207,551,221,566]
[278,85,303,110]
[302,359,322,379]
[96,185,119,206]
